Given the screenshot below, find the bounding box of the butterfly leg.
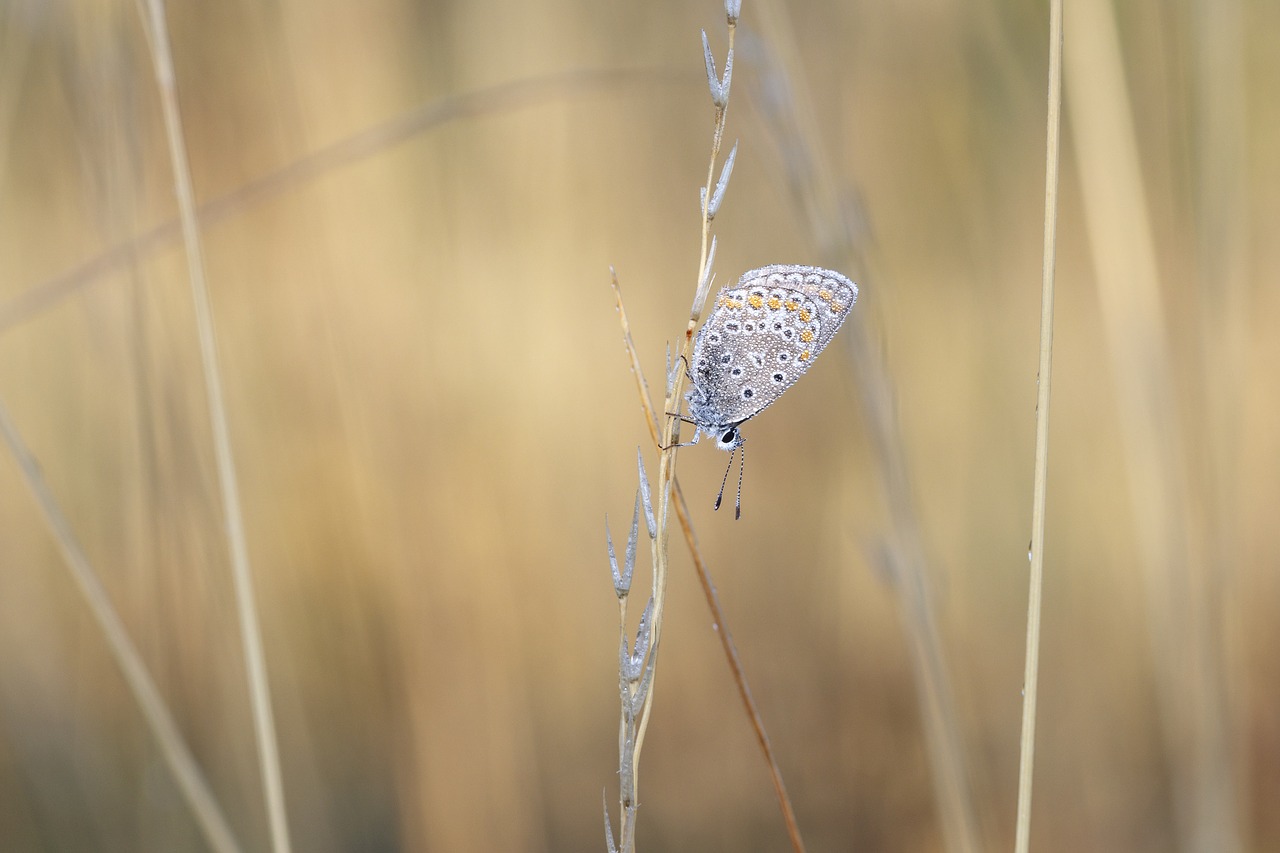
[659,423,703,451]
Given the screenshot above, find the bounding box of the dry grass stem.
[137,1,292,850]
[628,1,741,795]
[0,401,243,853]
[612,272,806,851]
[1013,0,1063,849]
[603,4,805,851]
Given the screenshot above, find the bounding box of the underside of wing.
[691,266,857,425]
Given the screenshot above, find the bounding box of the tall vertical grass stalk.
[611,270,806,851]
[1013,0,1063,850]
[136,2,293,851]
[0,402,244,853]
[604,4,753,851]
[1063,0,1241,847]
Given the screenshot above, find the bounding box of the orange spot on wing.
[800,329,815,343]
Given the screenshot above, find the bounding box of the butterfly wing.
[689,265,858,427]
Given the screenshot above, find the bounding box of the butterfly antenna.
[714,448,734,512]
[734,441,745,520]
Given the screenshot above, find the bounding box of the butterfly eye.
[720,428,737,444]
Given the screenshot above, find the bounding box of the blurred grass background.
[0,0,1276,850]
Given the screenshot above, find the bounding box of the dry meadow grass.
[0,0,1276,850]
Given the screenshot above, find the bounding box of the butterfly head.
[713,425,744,451]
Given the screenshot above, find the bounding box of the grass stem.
[137,1,292,850]
[0,401,244,853]
[1013,0,1063,848]
[612,272,806,852]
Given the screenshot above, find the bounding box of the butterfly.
[678,264,858,517]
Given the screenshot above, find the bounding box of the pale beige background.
[0,0,1275,850]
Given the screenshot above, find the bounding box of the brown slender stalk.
[612,272,806,852]
[605,5,800,850]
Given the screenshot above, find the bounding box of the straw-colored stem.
[136,2,292,851]
[616,591,631,847]
[612,274,806,852]
[1013,0,1063,849]
[0,402,243,853]
[631,16,738,782]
